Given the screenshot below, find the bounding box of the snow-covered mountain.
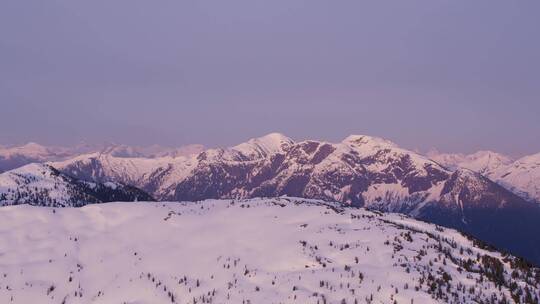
[54,133,449,203]
[0,142,74,172]
[52,133,531,214]
[232,132,295,159]
[52,133,540,265]
[488,153,540,204]
[98,143,205,158]
[428,150,513,175]
[428,150,540,204]
[0,197,538,304]
[51,133,295,199]
[0,142,204,173]
[0,163,153,207]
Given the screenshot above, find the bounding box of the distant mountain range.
[0,142,204,172]
[2,133,540,265]
[3,138,538,204]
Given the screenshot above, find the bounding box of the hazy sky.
[1,1,539,156]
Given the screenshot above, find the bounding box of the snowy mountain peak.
[246,132,294,149]
[100,144,144,158]
[1,142,51,158]
[342,134,398,151]
[20,141,48,150]
[466,150,513,167]
[469,150,507,158]
[98,143,205,158]
[232,132,295,158]
[428,150,513,175]
[257,132,293,142]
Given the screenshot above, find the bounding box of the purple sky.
[1,1,539,156]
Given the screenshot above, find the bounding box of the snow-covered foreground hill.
[0,198,538,304]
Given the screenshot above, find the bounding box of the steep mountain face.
[52,133,540,264]
[1,198,539,304]
[0,163,153,207]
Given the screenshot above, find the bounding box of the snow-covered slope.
[0,163,153,207]
[0,197,538,304]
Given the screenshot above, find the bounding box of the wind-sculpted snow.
[0,197,538,304]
